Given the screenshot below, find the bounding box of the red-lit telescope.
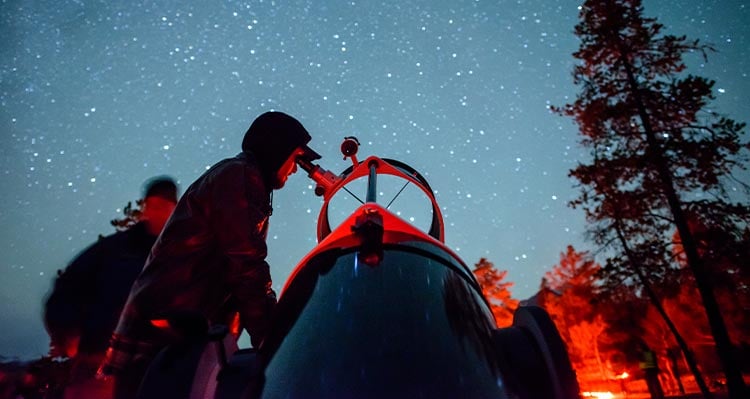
[137,138,580,399]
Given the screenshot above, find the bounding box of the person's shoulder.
[64,231,122,269]
[90,228,132,251]
[187,153,264,196]
[210,153,263,179]
[201,153,245,176]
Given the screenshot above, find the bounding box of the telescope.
[137,138,580,399]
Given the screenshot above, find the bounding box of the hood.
[241,112,312,186]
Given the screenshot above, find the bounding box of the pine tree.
[556,0,750,397]
[539,246,603,371]
[110,200,144,231]
[472,258,519,327]
[544,245,600,298]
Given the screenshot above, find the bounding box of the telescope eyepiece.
[341,136,360,159]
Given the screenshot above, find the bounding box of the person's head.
[141,176,178,236]
[242,111,319,189]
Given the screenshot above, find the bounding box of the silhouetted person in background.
[639,342,664,399]
[98,111,319,399]
[44,176,179,399]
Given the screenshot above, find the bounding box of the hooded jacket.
[112,152,274,346]
[102,112,312,375]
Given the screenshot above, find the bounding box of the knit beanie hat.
[241,112,313,184]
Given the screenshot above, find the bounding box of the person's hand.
[49,335,79,358]
[96,365,114,381]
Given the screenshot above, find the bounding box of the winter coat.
[111,152,276,353]
[44,222,157,355]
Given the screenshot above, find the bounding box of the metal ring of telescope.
[316,156,445,243]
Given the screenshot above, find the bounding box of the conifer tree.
[472,258,519,327]
[556,0,749,396]
[539,246,603,372]
[110,200,143,231]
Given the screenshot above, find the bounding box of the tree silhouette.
[672,218,750,366]
[611,217,712,397]
[539,246,604,374]
[110,200,144,231]
[556,0,750,397]
[544,245,600,297]
[471,258,519,327]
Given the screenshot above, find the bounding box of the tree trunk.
[593,329,605,381]
[613,223,713,399]
[668,347,687,396]
[634,264,713,399]
[620,55,748,399]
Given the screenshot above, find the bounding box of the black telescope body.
[136,142,579,399]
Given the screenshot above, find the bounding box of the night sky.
[1,0,747,359]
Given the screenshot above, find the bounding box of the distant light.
[582,392,614,399]
[552,195,558,200]
[163,145,170,150]
[717,88,726,93]
[90,177,96,183]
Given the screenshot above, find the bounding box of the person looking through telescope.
[98,111,320,399]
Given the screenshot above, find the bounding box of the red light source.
[150,319,170,329]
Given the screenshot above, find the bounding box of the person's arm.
[211,161,276,346]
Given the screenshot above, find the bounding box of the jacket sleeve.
[44,242,99,356]
[211,161,276,346]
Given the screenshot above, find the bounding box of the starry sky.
[1,0,747,359]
